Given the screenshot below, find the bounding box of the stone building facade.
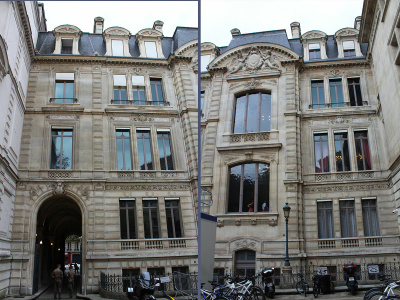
[360,0,400,231]
[0,2,44,298]
[201,16,400,279]
[8,18,199,295]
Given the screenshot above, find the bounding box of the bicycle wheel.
[251,286,266,300]
[313,284,318,298]
[364,288,385,300]
[296,282,304,294]
[367,293,386,300]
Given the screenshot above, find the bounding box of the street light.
[283,203,291,266]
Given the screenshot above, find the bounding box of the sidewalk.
[6,286,370,300]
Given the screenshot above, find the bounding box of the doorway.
[235,249,256,277]
[33,196,82,294]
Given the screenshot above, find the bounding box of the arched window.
[233,91,271,133]
[235,250,255,277]
[228,162,270,213]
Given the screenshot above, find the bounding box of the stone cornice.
[33,55,170,68]
[300,58,369,71]
[217,143,282,152]
[16,2,35,60]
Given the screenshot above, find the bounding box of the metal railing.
[111,99,170,106]
[99,272,197,299]
[309,101,368,109]
[49,98,78,104]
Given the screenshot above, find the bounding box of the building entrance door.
[34,197,82,293]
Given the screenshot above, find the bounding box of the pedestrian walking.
[51,264,63,299]
[67,265,75,298]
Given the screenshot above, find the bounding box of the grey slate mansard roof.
[217,29,368,60]
[35,26,198,58]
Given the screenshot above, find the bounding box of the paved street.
[273,291,366,299]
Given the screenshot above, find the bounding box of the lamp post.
[283,203,291,267]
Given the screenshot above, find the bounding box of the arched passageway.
[33,196,82,293]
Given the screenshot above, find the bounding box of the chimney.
[354,16,361,30]
[231,28,241,36]
[153,20,164,33]
[93,17,104,34]
[290,22,301,39]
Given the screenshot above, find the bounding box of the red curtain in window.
[363,139,371,169]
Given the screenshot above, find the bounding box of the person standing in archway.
[67,265,75,298]
[51,264,63,299]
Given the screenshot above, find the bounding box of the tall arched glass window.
[228,162,270,213]
[233,92,271,133]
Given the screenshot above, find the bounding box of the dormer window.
[200,55,211,72]
[199,42,218,73]
[53,25,82,55]
[301,30,328,61]
[334,28,362,58]
[145,41,158,58]
[343,41,356,57]
[136,26,165,59]
[61,39,73,54]
[309,43,321,60]
[111,40,124,56]
[103,27,131,57]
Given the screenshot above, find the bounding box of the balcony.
[312,236,398,251]
[308,101,368,109]
[110,99,170,106]
[303,170,388,183]
[87,237,197,253]
[49,98,78,104]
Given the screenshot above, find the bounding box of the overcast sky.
[41,0,364,46]
[41,1,198,37]
[201,0,365,46]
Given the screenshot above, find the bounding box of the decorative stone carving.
[244,78,262,89]
[53,25,81,34]
[325,69,344,77]
[304,183,391,193]
[260,153,276,162]
[104,27,131,37]
[233,239,257,250]
[131,114,155,122]
[228,47,282,74]
[53,181,65,196]
[217,220,224,227]
[105,184,190,191]
[131,67,142,75]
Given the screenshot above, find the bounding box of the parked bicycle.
[364,279,400,300]
[296,272,309,297]
[364,274,392,300]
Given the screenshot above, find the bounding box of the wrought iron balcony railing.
[111,99,170,106]
[309,101,369,109]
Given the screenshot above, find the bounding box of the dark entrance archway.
[33,196,82,293]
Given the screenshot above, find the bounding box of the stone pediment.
[136,28,163,38]
[302,30,327,40]
[175,40,198,57]
[201,42,217,52]
[53,24,81,35]
[209,44,298,77]
[104,26,131,37]
[335,27,359,38]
